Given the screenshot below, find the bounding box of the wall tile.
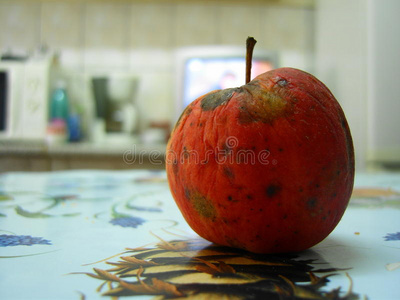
[41,2,83,49]
[174,3,219,47]
[0,1,40,53]
[83,2,131,71]
[84,2,130,49]
[218,4,262,46]
[130,2,174,48]
[135,71,173,124]
[260,6,314,52]
[129,49,173,71]
[83,48,130,72]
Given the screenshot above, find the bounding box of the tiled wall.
[0,0,315,129]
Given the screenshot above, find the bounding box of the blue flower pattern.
[109,216,146,228]
[383,232,400,241]
[0,234,52,247]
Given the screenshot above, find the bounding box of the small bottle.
[47,80,69,144]
[50,80,69,121]
[67,111,81,142]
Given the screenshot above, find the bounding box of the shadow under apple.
[79,237,360,299]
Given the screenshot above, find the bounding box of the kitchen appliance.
[0,58,51,140]
[91,74,139,144]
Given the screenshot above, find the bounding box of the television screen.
[183,57,274,108]
[174,46,278,122]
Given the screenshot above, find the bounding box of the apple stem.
[246,37,257,84]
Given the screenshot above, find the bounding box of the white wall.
[315,0,400,170]
[367,0,400,165]
[315,0,368,170]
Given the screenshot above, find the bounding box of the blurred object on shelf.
[91,74,140,145]
[49,80,69,121]
[141,121,170,144]
[46,118,67,145]
[47,79,69,144]
[67,113,81,142]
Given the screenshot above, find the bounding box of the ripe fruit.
[166,38,354,254]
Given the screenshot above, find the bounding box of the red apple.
[166,38,354,254]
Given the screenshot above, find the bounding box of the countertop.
[0,170,399,299]
[0,139,167,171]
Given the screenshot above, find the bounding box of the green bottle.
[50,80,69,121]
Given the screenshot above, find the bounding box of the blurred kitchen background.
[0,0,399,172]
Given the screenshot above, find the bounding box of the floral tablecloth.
[0,169,399,300]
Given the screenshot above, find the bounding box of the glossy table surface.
[1,170,399,300]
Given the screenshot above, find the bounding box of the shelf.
[0,139,166,172]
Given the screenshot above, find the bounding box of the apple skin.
[166,67,354,254]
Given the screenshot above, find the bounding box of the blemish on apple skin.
[277,78,289,87]
[184,187,191,201]
[225,236,241,249]
[266,184,282,198]
[238,86,291,124]
[172,159,179,175]
[222,141,234,156]
[307,197,318,209]
[200,88,237,111]
[182,146,189,160]
[227,195,238,203]
[223,166,235,179]
[175,105,192,129]
[185,189,217,220]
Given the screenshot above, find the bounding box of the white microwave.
[0,59,51,140]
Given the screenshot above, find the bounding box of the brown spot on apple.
[238,84,291,124]
[200,88,237,111]
[223,166,235,179]
[172,159,179,176]
[225,236,241,248]
[174,104,193,129]
[307,197,318,209]
[266,184,282,198]
[185,188,216,220]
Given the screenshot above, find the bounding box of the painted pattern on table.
[76,236,360,300]
[0,172,166,252]
[1,171,399,298]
